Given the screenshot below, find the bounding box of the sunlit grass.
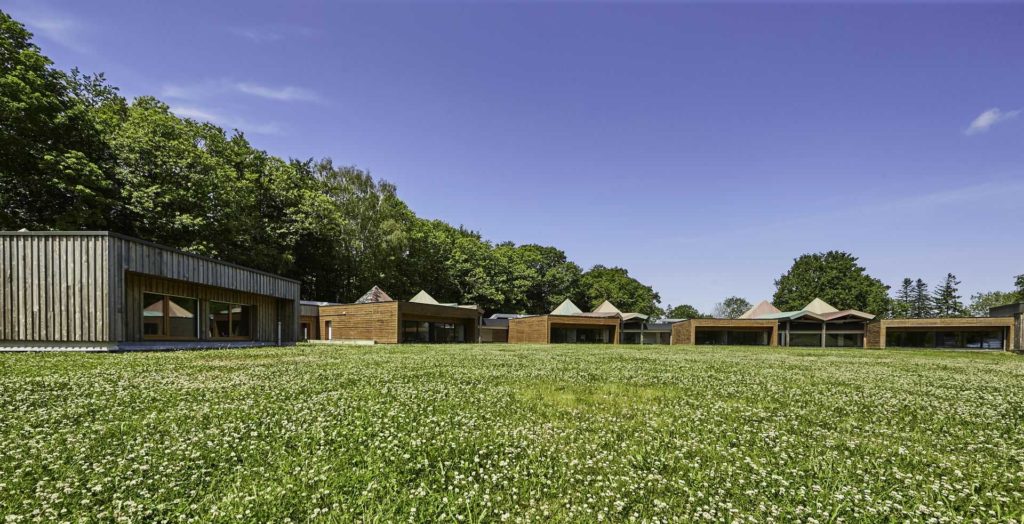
[1,344,1023,522]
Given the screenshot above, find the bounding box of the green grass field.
[2,345,1023,522]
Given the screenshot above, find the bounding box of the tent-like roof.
[550,299,584,315]
[355,286,393,304]
[803,298,839,315]
[409,290,440,305]
[739,300,781,319]
[592,300,622,314]
[751,298,874,321]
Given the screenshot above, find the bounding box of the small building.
[316,287,481,344]
[1,231,300,351]
[989,302,1024,351]
[508,299,620,344]
[866,317,1015,350]
[479,313,526,343]
[671,298,870,347]
[299,300,340,341]
[672,318,779,346]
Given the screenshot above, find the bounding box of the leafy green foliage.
[577,265,663,316]
[0,11,118,230]
[968,290,1018,317]
[665,304,705,319]
[773,251,890,314]
[712,296,751,319]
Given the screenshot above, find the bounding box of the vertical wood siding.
[0,235,109,342]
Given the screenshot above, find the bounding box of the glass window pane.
[167,297,197,338]
[232,305,251,338]
[209,302,231,338]
[143,293,165,336]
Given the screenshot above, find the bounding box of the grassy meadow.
[1,344,1023,522]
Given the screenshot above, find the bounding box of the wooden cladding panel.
[508,316,549,344]
[671,319,778,346]
[319,302,400,344]
[865,322,882,348]
[109,235,298,301]
[1,235,109,342]
[123,273,289,343]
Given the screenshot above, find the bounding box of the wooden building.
[1,231,300,351]
[316,288,481,344]
[671,318,778,346]
[507,300,620,344]
[865,317,1015,350]
[989,302,1024,351]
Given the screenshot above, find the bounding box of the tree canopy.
[712,297,751,319]
[772,251,890,314]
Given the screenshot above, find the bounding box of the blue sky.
[7,1,1023,312]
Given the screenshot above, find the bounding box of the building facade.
[1,231,300,351]
[315,287,481,344]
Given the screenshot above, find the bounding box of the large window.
[209,301,253,339]
[788,333,823,347]
[695,329,770,345]
[402,321,468,343]
[888,329,1003,349]
[143,293,198,339]
[550,327,612,344]
[826,333,863,348]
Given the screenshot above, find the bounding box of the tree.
[1015,274,1024,297]
[890,278,914,318]
[772,251,890,314]
[712,297,751,319]
[932,273,966,318]
[907,279,932,318]
[968,291,1018,317]
[666,304,705,319]
[0,11,118,230]
[577,265,662,317]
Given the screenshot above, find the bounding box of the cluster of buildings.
[1,231,1020,352]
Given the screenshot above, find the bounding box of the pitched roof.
[592,300,622,314]
[355,286,393,304]
[408,290,440,305]
[803,298,839,315]
[739,300,781,319]
[550,299,583,315]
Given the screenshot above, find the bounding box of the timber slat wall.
[0,234,109,342]
[671,319,779,346]
[2,232,300,345]
[319,302,401,343]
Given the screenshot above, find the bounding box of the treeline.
[892,274,1024,319]
[0,12,662,315]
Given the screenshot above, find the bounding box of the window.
[143,293,198,339]
[209,301,253,339]
[550,327,611,344]
[788,333,822,347]
[887,330,1002,349]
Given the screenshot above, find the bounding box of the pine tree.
[891,278,913,318]
[932,273,966,318]
[910,279,932,318]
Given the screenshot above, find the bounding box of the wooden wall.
[319,302,400,343]
[1,234,110,342]
[867,318,1016,349]
[671,319,779,346]
[124,273,292,343]
[508,316,550,344]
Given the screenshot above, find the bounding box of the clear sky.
[8,0,1023,312]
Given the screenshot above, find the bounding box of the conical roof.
[740,300,781,319]
[802,298,838,315]
[550,299,583,315]
[409,290,440,305]
[355,286,393,304]
[592,300,621,314]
